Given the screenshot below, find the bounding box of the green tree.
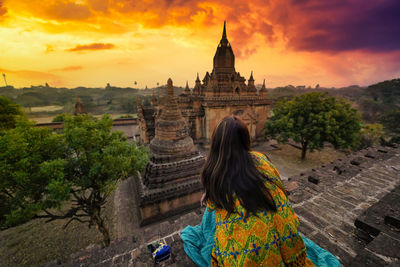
[57,114,148,246]
[359,123,384,149]
[0,96,26,131]
[264,92,362,159]
[380,109,400,134]
[0,121,67,227]
[52,113,68,122]
[0,115,148,246]
[121,97,138,113]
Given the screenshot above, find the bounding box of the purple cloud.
[285,0,400,52]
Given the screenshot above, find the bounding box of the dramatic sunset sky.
[0,0,399,88]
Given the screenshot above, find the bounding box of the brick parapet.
[285,145,400,265]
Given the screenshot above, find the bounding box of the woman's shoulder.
[249,151,271,166]
[249,151,276,172]
[249,150,267,160]
[250,150,284,189]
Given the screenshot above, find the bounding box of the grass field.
[27,105,64,113]
[28,113,138,124]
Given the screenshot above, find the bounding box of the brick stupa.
[136,78,205,225]
[74,96,86,115]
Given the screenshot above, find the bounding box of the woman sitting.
[200,115,314,266]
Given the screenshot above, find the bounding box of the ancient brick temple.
[136,78,205,225]
[138,22,271,144]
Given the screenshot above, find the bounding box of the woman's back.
[208,151,314,266]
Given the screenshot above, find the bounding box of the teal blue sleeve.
[181,209,216,267]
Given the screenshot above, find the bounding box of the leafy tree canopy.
[264,92,362,159]
[0,121,67,226]
[367,78,400,106]
[380,109,400,134]
[52,113,68,122]
[0,96,27,131]
[0,114,149,246]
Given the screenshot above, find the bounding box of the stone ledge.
[285,145,400,266]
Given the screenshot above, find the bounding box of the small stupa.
[74,96,86,115]
[259,79,267,96]
[184,81,191,95]
[136,78,205,225]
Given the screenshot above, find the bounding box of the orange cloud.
[17,0,92,21]
[0,0,7,20]
[53,65,83,72]
[5,0,400,56]
[46,1,91,21]
[87,0,109,13]
[66,43,115,52]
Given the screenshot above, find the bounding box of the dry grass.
[0,196,115,267]
[28,113,138,124]
[28,106,64,113]
[254,143,346,179]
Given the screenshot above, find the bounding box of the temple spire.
[167,78,173,96]
[184,80,190,95]
[249,71,254,81]
[259,78,267,95]
[213,21,235,73]
[222,20,227,39]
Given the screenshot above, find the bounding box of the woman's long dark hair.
[201,116,277,216]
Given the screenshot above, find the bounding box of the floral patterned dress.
[207,151,314,267]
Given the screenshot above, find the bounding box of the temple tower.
[74,96,86,115]
[202,21,248,96]
[139,22,271,146]
[213,21,235,76]
[137,78,205,225]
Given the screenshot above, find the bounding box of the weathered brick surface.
[367,233,400,258]
[309,233,353,264]
[286,145,400,266]
[349,249,388,267]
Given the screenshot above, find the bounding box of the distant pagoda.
[74,96,86,115]
[136,78,205,225]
